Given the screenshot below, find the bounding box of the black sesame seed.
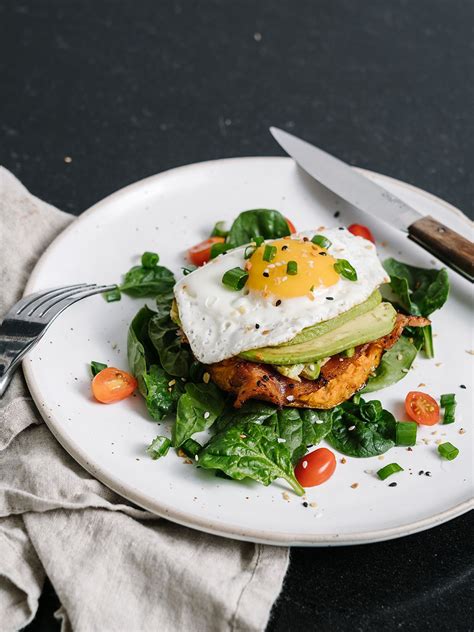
[263,272,269,278]
[275,299,282,306]
[288,383,295,389]
[255,323,260,329]
[326,297,334,301]
[334,211,340,218]
[460,384,466,389]
[256,380,261,387]
[282,245,288,251]
[318,252,327,256]
[388,482,397,487]
[307,444,313,448]
[302,501,309,507]
[338,226,345,230]
[418,470,424,475]
[425,471,432,477]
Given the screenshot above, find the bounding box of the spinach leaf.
[227,209,291,246]
[127,306,182,420]
[362,336,418,393]
[172,383,226,447]
[326,399,396,457]
[90,361,107,377]
[265,408,305,464]
[120,264,175,297]
[148,291,192,377]
[143,365,183,421]
[300,409,334,448]
[214,400,277,433]
[198,421,305,496]
[383,258,449,317]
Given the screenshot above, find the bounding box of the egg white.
[174,228,389,364]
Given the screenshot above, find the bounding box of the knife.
[270,127,474,282]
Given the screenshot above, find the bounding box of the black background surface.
[1,1,473,631]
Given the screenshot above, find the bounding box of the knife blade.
[270,127,474,282]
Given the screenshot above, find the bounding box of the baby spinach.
[362,336,418,393]
[172,383,226,447]
[326,398,396,457]
[226,209,291,247]
[90,361,107,377]
[383,258,449,358]
[148,291,192,377]
[198,421,305,496]
[120,264,175,297]
[127,306,182,420]
[214,400,277,433]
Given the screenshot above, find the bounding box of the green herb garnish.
[210,221,229,238]
[263,244,277,262]
[440,393,457,424]
[438,442,459,460]
[395,421,417,446]
[104,287,121,302]
[141,251,159,268]
[147,436,171,460]
[287,261,298,275]
[222,267,249,291]
[311,234,332,249]
[377,463,404,480]
[334,258,358,281]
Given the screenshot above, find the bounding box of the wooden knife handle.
[408,215,474,281]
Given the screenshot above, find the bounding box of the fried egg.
[174,228,389,364]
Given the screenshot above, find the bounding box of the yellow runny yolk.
[245,237,340,299]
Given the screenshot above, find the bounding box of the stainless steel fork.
[0,283,117,397]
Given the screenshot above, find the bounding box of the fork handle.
[0,335,35,397]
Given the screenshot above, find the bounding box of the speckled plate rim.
[23,157,473,546]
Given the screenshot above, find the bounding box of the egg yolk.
[246,237,339,298]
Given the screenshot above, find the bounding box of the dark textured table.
[1,1,472,630]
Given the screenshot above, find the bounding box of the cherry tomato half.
[348,223,375,243]
[187,237,225,266]
[92,367,138,404]
[294,447,336,487]
[405,391,440,425]
[286,217,297,234]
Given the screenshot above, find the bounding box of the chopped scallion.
[287,260,298,275]
[263,244,277,262]
[210,242,232,259]
[253,236,264,247]
[377,463,404,480]
[222,267,249,290]
[104,287,121,302]
[438,442,459,460]
[395,421,417,446]
[182,266,196,276]
[90,361,107,377]
[141,251,159,268]
[244,245,256,259]
[311,234,332,249]
[147,436,171,460]
[181,438,202,459]
[211,221,229,238]
[334,258,358,281]
[440,393,457,424]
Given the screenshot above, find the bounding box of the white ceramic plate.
[24,157,473,546]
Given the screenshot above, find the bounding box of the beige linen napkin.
[0,167,289,632]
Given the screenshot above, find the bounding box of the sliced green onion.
[181,438,202,459]
[147,436,171,460]
[141,251,159,268]
[210,242,232,259]
[311,234,332,249]
[222,267,249,290]
[90,361,107,377]
[211,221,229,238]
[422,324,434,359]
[395,421,417,446]
[253,236,264,247]
[441,393,457,424]
[104,287,121,302]
[244,245,256,259]
[263,244,277,262]
[334,258,358,281]
[287,260,298,275]
[343,347,355,358]
[377,463,404,480]
[352,393,362,405]
[438,442,459,460]
[182,266,196,276]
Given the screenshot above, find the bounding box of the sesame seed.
[287,395,295,402]
[282,245,288,250]
[263,271,269,278]
[318,252,327,256]
[195,454,199,461]
[203,411,210,419]
[168,379,176,386]
[460,384,466,389]
[203,372,210,384]
[338,227,345,230]
[348,425,356,431]
[275,299,282,306]
[277,437,286,443]
[334,211,340,218]
[326,296,334,301]
[388,482,397,487]
[255,323,260,329]
[281,276,288,282]
[302,460,308,469]
[64,156,72,163]
[425,471,432,477]
[351,483,359,489]
[397,354,403,361]
[302,501,309,507]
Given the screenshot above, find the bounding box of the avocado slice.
[240,302,397,365]
[286,290,382,346]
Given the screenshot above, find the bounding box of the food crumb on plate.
[340,457,347,464]
[282,492,290,501]
[351,483,359,489]
[459,428,466,434]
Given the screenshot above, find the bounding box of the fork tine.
[38,284,116,320]
[14,284,89,317]
[28,284,98,318]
